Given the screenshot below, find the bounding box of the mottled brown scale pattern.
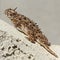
[5,8,58,58]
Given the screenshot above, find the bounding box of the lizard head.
[5,7,17,20]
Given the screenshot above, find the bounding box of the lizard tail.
[36,40,58,58]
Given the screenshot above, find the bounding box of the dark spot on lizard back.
[19,18,21,20]
[13,13,16,15]
[23,17,26,20]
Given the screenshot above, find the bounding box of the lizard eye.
[10,13,16,16]
[13,13,16,15]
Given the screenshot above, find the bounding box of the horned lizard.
[5,8,58,58]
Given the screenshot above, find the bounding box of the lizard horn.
[14,7,17,11]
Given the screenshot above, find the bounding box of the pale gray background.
[0,0,60,45]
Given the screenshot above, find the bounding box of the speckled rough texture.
[0,19,60,60]
[0,0,60,45]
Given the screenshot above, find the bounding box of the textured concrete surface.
[0,0,60,45]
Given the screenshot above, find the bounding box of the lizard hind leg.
[43,41,51,46]
[39,39,51,46]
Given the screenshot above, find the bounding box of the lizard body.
[5,8,58,58]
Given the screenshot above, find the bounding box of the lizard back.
[5,8,50,46]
